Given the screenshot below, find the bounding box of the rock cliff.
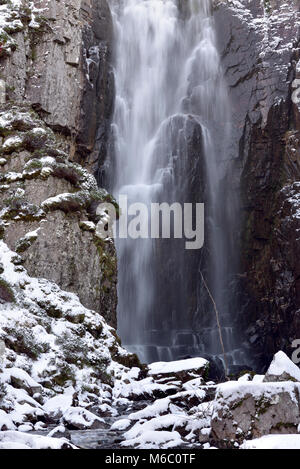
[0,0,117,327]
[214,0,300,368]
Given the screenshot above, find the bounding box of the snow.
[0,431,77,450]
[80,221,96,231]
[122,430,183,449]
[43,392,74,419]
[241,435,300,450]
[18,424,33,433]
[0,411,16,431]
[128,397,171,421]
[113,375,179,400]
[1,368,42,394]
[3,136,22,149]
[238,373,251,382]
[125,414,188,441]
[183,377,204,390]
[111,419,131,431]
[148,357,208,375]
[47,425,66,438]
[265,351,300,382]
[62,407,105,430]
[214,380,300,408]
[252,375,265,383]
[0,442,30,449]
[32,127,46,135]
[0,239,131,441]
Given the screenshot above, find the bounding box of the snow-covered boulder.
[211,381,300,443]
[148,357,209,383]
[1,368,42,396]
[43,392,74,421]
[62,407,105,430]
[0,410,16,431]
[263,351,300,383]
[0,431,76,450]
[113,375,179,401]
[47,425,71,440]
[122,429,183,450]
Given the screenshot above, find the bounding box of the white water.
[110,0,238,364]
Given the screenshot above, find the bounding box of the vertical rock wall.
[0,0,117,328]
[1,0,114,172]
[214,0,300,368]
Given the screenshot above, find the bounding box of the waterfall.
[109,0,246,367]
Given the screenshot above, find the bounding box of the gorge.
[0,0,299,450]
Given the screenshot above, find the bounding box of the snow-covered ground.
[0,244,300,450]
[0,254,300,450]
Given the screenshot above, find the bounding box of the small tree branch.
[200,272,229,380]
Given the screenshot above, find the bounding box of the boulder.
[0,410,15,431]
[211,381,300,442]
[148,358,209,383]
[62,407,106,430]
[43,392,74,421]
[263,351,300,383]
[2,368,42,396]
[0,431,76,449]
[47,425,71,440]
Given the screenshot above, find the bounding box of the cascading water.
[109,0,247,368]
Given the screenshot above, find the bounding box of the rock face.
[214,0,300,367]
[0,4,138,446]
[0,0,114,173]
[0,0,117,327]
[0,106,117,327]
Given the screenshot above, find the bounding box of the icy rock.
[211,381,300,442]
[264,351,300,383]
[62,407,106,430]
